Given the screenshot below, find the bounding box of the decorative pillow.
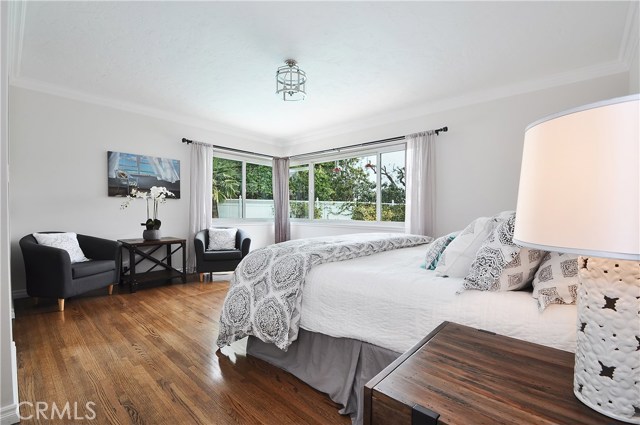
[424,232,458,270]
[463,215,546,291]
[497,248,546,289]
[208,228,237,250]
[434,217,497,278]
[532,252,580,311]
[494,210,516,221]
[32,232,89,263]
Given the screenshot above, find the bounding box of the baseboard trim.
[0,403,20,425]
[11,288,27,299]
[0,342,20,425]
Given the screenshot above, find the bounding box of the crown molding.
[619,1,639,67]
[10,56,628,152]
[11,56,627,152]
[285,59,629,147]
[9,76,283,149]
[7,0,26,79]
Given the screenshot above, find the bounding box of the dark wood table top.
[118,237,186,246]
[367,321,625,425]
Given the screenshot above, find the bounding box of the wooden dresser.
[364,321,626,425]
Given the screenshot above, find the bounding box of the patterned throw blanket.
[216,233,432,351]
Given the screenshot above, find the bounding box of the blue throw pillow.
[424,232,458,270]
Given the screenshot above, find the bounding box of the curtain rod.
[181,138,274,159]
[289,126,448,160]
[181,126,448,161]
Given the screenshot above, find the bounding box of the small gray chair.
[194,228,251,282]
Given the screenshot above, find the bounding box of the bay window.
[214,145,406,222]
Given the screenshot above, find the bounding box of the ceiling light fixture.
[276,59,307,101]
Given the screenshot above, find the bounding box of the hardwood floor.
[13,278,351,425]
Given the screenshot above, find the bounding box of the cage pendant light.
[276,59,307,101]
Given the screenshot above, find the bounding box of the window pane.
[289,164,309,218]
[212,157,242,219]
[314,156,376,221]
[380,151,406,222]
[246,163,274,219]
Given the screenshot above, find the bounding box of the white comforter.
[299,245,577,353]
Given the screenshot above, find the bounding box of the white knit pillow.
[532,252,580,311]
[434,217,496,278]
[33,232,89,263]
[208,228,237,250]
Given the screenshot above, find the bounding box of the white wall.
[0,2,20,423]
[286,73,630,237]
[630,45,639,93]
[8,86,278,294]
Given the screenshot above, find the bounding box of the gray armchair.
[19,232,121,311]
[194,227,251,282]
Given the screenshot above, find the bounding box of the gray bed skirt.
[246,329,401,425]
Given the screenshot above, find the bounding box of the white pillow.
[434,216,497,278]
[463,215,545,291]
[33,232,89,263]
[532,252,580,311]
[208,228,237,250]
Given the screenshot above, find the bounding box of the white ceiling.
[8,1,638,145]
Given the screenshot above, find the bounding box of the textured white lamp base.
[574,256,640,424]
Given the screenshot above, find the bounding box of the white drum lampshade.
[513,94,639,423]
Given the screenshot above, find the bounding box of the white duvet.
[299,245,577,353]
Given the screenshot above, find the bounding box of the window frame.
[212,141,406,226]
[289,142,406,225]
[212,152,274,222]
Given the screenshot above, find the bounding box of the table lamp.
[513,94,639,423]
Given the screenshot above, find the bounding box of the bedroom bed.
[217,229,579,425]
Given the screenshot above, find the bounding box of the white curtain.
[188,143,213,272]
[404,131,436,236]
[272,157,290,243]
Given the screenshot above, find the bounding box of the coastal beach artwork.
[107,151,181,198]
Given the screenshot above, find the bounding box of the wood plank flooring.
[13,278,351,425]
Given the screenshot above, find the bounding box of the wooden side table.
[364,321,626,425]
[118,237,187,293]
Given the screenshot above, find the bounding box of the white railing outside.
[217,199,404,221]
[217,199,275,219]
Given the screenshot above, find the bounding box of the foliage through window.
[212,157,273,219]
[212,157,242,219]
[379,151,406,222]
[214,147,406,222]
[314,156,377,220]
[289,148,406,222]
[245,163,274,219]
[289,164,309,219]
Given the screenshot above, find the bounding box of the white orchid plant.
[121,186,175,230]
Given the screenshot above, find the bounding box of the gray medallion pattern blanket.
[216,233,432,351]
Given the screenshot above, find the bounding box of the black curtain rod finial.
[182,138,193,144]
[434,126,448,136]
